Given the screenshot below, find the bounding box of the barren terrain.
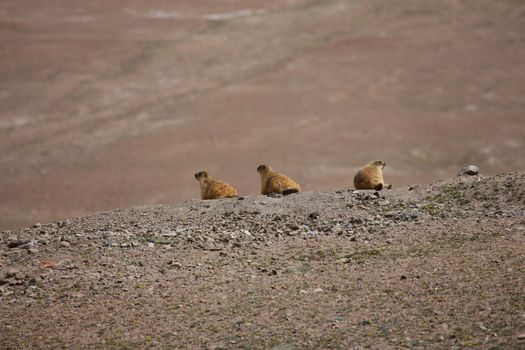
[1,0,525,230]
[1,171,524,349]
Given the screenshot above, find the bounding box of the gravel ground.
[1,172,524,349]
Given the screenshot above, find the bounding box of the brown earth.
[0,171,524,349]
[1,0,525,230]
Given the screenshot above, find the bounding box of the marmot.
[194,171,238,200]
[353,161,392,190]
[257,164,301,195]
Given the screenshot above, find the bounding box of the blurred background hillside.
[1,0,524,230]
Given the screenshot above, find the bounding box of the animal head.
[194,171,209,181]
[370,160,386,169]
[257,164,272,174]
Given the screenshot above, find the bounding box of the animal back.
[268,174,300,194]
[207,180,238,199]
[354,167,382,190]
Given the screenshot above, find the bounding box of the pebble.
[168,261,182,268]
[331,224,343,234]
[462,165,480,176]
[60,241,71,248]
[7,239,30,248]
[308,212,319,220]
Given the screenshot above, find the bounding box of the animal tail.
[282,188,299,196]
[374,183,383,191]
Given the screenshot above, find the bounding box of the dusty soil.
[1,172,524,349]
[1,0,525,230]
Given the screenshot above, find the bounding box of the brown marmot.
[353,161,392,190]
[257,164,301,195]
[194,171,238,200]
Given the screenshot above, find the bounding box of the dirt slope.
[1,172,524,349]
[1,0,525,230]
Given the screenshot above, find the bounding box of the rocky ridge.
[0,171,524,349]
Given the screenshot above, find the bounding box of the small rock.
[517,333,525,340]
[400,275,407,280]
[313,288,323,293]
[5,269,18,279]
[28,248,39,254]
[331,224,343,235]
[478,322,488,331]
[60,241,71,248]
[308,212,319,220]
[40,260,55,269]
[288,223,300,231]
[33,223,42,228]
[14,272,26,280]
[7,239,30,248]
[25,278,37,287]
[147,242,155,248]
[168,261,182,268]
[460,165,479,176]
[0,289,14,297]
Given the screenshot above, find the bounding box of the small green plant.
[421,203,443,216]
[342,248,382,263]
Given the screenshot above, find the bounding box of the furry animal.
[257,165,301,195]
[353,161,392,190]
[194,171,238,200]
